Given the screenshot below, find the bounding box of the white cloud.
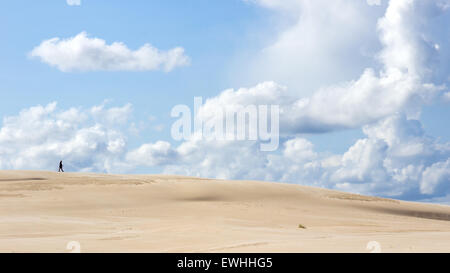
[367,0,381,6]
[283,138,317,163]
[328,114,450,196]
[30,32,190,72]
[126,113,450,199]
[420,159,450,195]
[244,0,383,95]
[126,141,177,167]
[0,102,132,172]
[228,0,447,133]
[246,0,449,91]
[194,73,441,135]
[162,139,273,180]
[91,102,133,126]
[66,0,81,6]
[287,70,441,132]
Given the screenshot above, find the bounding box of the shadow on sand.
[366,206,450,221]
[0,178,48,182]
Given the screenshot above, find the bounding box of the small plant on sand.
[298,224,307,229]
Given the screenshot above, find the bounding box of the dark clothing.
[59,161,64,172]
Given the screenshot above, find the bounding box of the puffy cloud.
[30,32,190,72]
[288,71,440,132]
[420,159,450,195]
[195,73,440,135]
[323,114,449,198]
[196,81,288,137]
[0,102,132,173]
[239,0,448,134]
[329,114,450,197]
[282,138,317,163]
[126,141,177,167]
[127,113,450,199]
[167,141,269,180]
[66,0,81,6]
[331,138,389,185]
[126,137,272,180]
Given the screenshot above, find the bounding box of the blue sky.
[1,0,450,204]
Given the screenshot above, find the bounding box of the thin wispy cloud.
[66,0,81,6]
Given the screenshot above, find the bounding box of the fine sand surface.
[0,171,449,253]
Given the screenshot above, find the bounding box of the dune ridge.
[0,170,449,253]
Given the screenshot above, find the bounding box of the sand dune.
[0,170,449,253]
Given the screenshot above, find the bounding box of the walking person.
[59,160,64,172]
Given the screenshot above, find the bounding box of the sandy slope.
[0,171,449,253]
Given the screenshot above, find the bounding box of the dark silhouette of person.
[59,160,64,172]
